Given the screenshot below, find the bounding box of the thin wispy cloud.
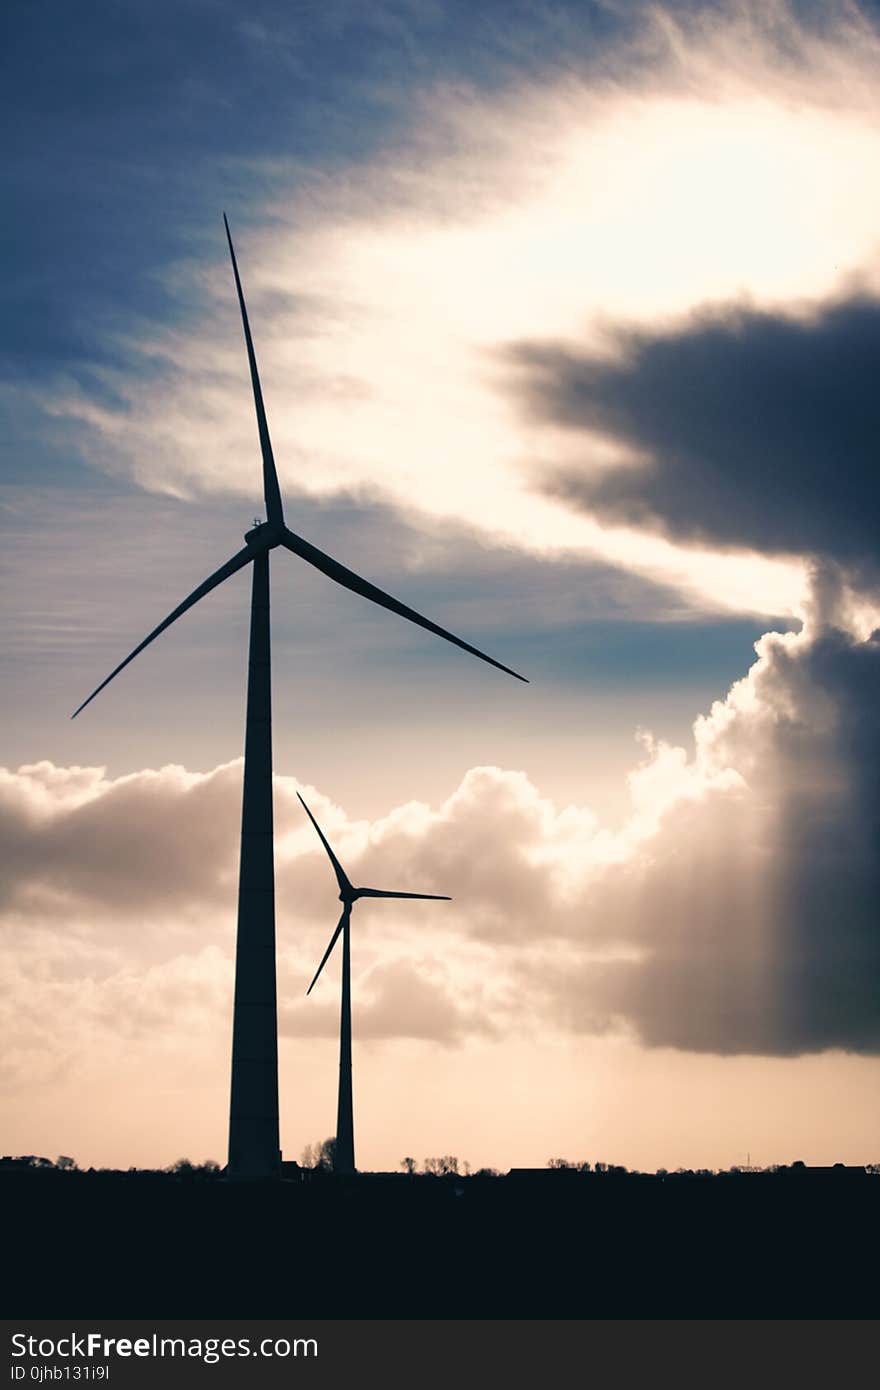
[44,4,880,617]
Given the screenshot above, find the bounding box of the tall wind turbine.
[72,215,526,1180]
[299,792,449,1175]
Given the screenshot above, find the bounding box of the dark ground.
[4,1167,877,1318]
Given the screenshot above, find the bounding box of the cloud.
[0,941,232,1092]
[509,291,880,586]
[37,3,880,618]
[0,761,242,924]
[3,574,879,1061]
[279,957,497,1044]
[572,584,880,1054]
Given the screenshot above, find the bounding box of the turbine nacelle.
[336,885,393,903]
[244,520,284,548]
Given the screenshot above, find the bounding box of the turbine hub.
[244,520,283,548]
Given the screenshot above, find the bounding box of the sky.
[2,0,880,1173]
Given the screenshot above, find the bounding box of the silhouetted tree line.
[1,1155,77,1170]
[545,1157,880,1178]
[4,1151,878,1181]
[0,1155,222,1178]
[548,1158,629,1173]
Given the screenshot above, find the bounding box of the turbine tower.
[72,216,526,1181]
[299,792,450,1175]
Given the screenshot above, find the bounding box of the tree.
[423,1156,460,1176]
[400,1157,417,1175]
[166,1159,220,1179]
[317,1138,337,1171]
[56,1156,76,1171]
[300,1137,337,1171]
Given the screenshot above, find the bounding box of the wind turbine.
[298,791,449,1175]
[72,215,526,1181]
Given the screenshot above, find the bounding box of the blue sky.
[3,0,629,400]
[3,0,880,1170]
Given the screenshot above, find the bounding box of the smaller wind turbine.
[299,791,449,1175]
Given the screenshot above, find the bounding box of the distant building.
[506,1167,582,1180]
[803,1164,867,1178]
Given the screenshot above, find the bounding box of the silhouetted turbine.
[72,216,526,1181]
[299,792,449,1175]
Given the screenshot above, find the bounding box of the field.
[5,1166,877,1318]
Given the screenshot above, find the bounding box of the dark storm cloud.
[510,293,880,581]
[541,614,880,1055]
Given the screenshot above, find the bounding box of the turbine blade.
[223,214,284,527]
[357,889,451,901]
[307,906,349,996]
[297,792,353,897]
[72,543,255,718]
[281,528,528,682]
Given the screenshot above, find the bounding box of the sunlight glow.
[60,66,880,619]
